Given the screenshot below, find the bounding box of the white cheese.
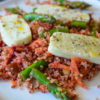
[48,32,100,64]
[35,5,90,22]
[0,14,32,46]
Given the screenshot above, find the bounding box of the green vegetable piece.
[30,68,72,100]
[69,1,90,9]
[47,84,72,100]
[30,68,50,85]
[53,0,90,9]
[54,0,65,4]
[48,27,69,35]
[55,20,65,25]
[71,21,87,28]
[6,7,22,15]
[33,8,37,12]
[90,22,99,37]
[20,60,48,80]
[91,30,97,37]
[39,33,45,38]
[23,13,56,24]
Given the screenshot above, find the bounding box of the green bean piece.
[20,60,48,80]
[6,7,22,15]
[47,84,72,100]
[30,68,50,85]
[47,27,69,35]
[69,1,90,9]
[23,13,56,24]
[30,68,72,100]
[71,21,87,28]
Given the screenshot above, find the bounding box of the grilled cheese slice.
[35,5,90,22]
[0,14,32,46]
[48,32,100,64]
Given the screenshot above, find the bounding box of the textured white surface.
[0,0,100,100]
[0,14,32,46]
[35,5,90,22]
[48,32,100,64]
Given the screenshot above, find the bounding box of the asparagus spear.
[6,7,22,15]
[69,1,90,9]
[30,68,50,85]
[47,84,72,100]
[39,27,68,38]
[70,21,87,28]
[54,0,66,4]
[91,30,97,37]
[20,60,48,80]
[23,13,56,24]
[30,68,72,100]
[47,27,69,35]
[39,33,45,38]
[33,8,37,12]
[90,21,99,37]
[53,0,90,9]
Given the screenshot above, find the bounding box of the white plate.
[0,0,100,100]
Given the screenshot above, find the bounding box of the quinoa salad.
[0,0,100,100]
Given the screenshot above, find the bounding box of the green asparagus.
[33,8,37,12]
[70,21,87,28]
[20,60,48,80]
[30,68,50,85]
[91,30,97,37]
[53,0,90,9]
[90,22,99,37]
[23,13,56,24]
[39,33,45,38]
[6,7,22,15]
[30,68,72,100]
[69,1,90,9]
[47,27,69,35]
[47,84,72,100]
[54,0,66,4]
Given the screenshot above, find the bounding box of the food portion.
[35,5,90,22]
[0,0,100,100]
[23,13,56,24]
[48,32,100,64]
[52,0,90,9]
[0,14,32,46]
[30,68,72,100]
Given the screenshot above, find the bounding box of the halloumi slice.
[0,14,32,46]
[35,5,90,22]
[48,32,100,64]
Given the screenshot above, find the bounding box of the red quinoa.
[0,17,99,100]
